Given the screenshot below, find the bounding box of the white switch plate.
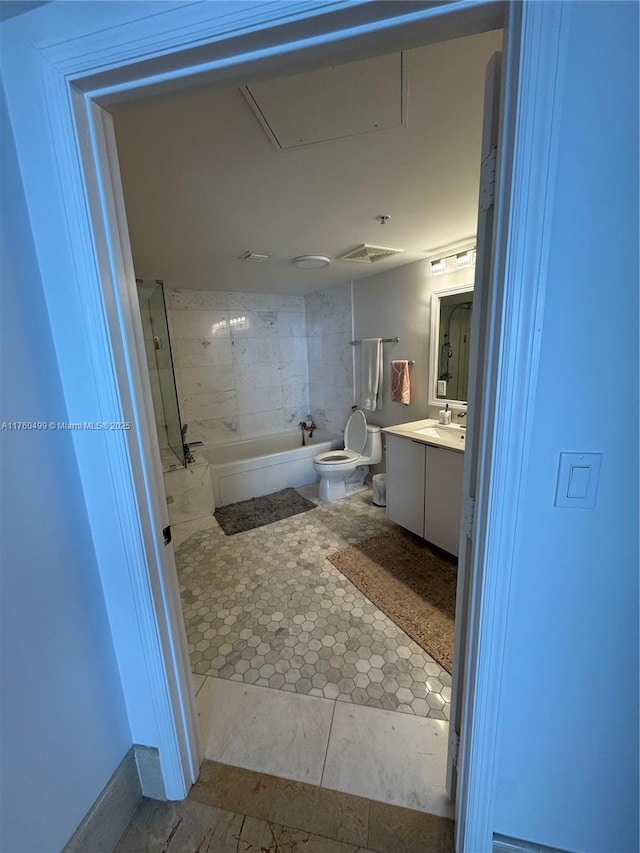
[554,452,602,509]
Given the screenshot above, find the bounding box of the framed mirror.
[428,283,474,407]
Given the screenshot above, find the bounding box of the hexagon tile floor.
[175,486,451,720]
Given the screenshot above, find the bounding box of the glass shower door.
[145,280,185,467]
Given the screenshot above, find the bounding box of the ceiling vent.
[239,251,270,262]
[337,244,404,264]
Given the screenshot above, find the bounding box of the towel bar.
[349,337,399,345]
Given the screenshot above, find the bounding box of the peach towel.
[391,360,411,405]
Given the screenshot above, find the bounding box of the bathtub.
[200,430,341,508]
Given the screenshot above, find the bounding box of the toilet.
[313,410,382,502]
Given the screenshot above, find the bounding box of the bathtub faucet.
[298,419,317,446]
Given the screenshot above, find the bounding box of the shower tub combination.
[200,430,341,509]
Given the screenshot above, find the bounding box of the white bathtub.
[200,430,341,508]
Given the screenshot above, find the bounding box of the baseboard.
[64,748,142,853]
[494,833,568,853]
[133,745,167,800]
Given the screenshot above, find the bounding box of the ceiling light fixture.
[292,255,331,269]
[429,246,477,276]
[455,250,475,269]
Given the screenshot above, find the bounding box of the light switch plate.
[554,452,602,509]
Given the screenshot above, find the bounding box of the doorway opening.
[109,24,502,827]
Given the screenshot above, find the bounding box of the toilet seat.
[314,449,359,465]
[343,409,367,456]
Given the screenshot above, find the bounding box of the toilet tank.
[361,425,382,464]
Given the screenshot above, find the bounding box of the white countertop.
[382,418,466,453]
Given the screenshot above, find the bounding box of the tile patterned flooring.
[174,485,451,721]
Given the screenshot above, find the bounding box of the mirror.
[428,284,473,407]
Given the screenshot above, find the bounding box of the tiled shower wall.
[306,282,355,435]
[167,288,310,445]
[148,283,355,448]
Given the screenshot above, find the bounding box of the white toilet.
[313,410,382,501]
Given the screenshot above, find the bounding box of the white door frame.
[21,0,568,846]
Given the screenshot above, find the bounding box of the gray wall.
[353,259,474,430]
[0,85,131,852]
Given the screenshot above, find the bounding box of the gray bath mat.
[214,488,316,535]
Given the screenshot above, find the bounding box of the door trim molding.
[456,2,569,849]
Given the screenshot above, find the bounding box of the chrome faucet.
[181,422,195,463]
[456,409,467,426]
[298,419,317,446]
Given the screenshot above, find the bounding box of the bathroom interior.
[114,25,501,827]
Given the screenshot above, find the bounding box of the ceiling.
[113,28,502,296]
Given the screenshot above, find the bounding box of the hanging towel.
[359,338,383,411]
[391,360,411,405]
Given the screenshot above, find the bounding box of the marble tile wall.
[305,282,355,436]
[167,288,310,445]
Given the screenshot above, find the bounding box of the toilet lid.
[344,410,367,455]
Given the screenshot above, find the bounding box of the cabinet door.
[424,445,464,556]
[386,434,425,537]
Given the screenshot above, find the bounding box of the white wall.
[0,83,131,853]
[492,3,639,851]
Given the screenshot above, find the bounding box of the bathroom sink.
[413,425,466,442]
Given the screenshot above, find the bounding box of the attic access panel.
[242,53,406,150]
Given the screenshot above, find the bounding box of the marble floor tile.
[196,676,334,786]
[176,487,451,721]
[270,825,371,853]
[191,760,369,847]
[192,672,206,695]
[322,701,452,818]
[171,513,218,549]
[113,798,224,853]
[368,800,454,853]
[114,797,369,853]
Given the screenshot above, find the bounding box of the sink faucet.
[456,409,467,426]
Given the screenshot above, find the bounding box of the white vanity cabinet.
[385,431,464,556]
[385,434,426,537]
[424,444,464,555]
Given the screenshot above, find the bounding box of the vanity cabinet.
[423,444,464,555]
[386,434,425,537]
[386,433,464,556]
